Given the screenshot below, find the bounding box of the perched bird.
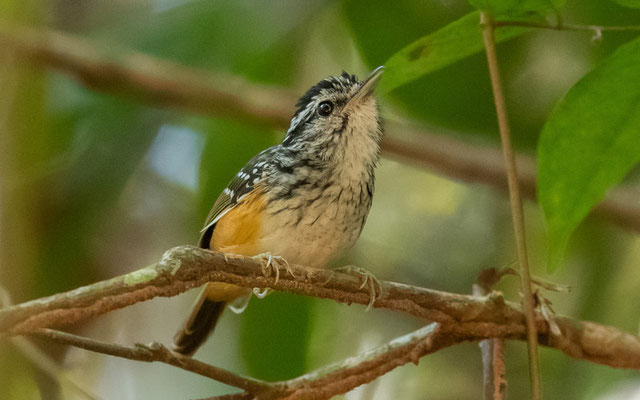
[173,67,385,356]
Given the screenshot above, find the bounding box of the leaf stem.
[481,12,541,400]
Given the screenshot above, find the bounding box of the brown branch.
[482,13,540,398]
[33,323,455,400]
[264,323,454,400]
[0,24,639,234]
[30,328,271,394]
[474,269,508,400]
[1,245,640,371]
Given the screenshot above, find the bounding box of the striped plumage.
[173,67,384,356]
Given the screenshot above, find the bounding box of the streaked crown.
[282,68,384,161]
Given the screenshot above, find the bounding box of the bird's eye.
[318,101,334,117]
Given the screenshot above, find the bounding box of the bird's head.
[282,67,384,162]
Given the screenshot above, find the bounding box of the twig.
[267,323,452,400]
[473,269,508,400]
[33,323,452,400]
[481,13,540,399]
[1,24,640,234]
[494,20,640,32]
[30,328,272,394]
[1,245,640,370]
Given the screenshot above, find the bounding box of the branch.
[474,269,509,400]
[30,329,271,394]
[494,20,640,33]
[256,323,454,400]
[1,24,640,234]
[1,245,640,371]
[33,323,454,400]
[481,13,540,398]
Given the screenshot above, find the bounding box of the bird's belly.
[259,197,368,268]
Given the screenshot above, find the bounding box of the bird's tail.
[172,288,226,356]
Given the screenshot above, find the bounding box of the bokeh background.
[1,0,640,399]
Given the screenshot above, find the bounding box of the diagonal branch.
[34,324,454,400]
[1,24,639,234]
[268,323,453,400]
[30,328,271,394]
[1,245,640,371]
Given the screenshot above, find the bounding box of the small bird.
[173,67,385,356]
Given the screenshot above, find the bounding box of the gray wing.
[198,148,274,248]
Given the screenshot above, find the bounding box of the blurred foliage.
[539,36,640,269]
[378,11,525,94]
[467,0,566,18]
[1,0,640,399]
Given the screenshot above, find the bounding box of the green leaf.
[611,0,640,8]
[379,11,525,94]
[538,36,640,270]
[467,0,566,17]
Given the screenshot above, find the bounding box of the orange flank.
[205,188,266,302]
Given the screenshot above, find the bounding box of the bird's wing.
[198,148,273,248]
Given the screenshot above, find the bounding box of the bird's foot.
[326,265,383,311]
[253,252,295,286]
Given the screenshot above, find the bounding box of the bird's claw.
[253,252,295,286]
[327,265,383,311]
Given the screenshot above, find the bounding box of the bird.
[172,66,385,356]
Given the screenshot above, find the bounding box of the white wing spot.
[253,177,259,184]
[252,168,258,174]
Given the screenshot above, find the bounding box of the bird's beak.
[344,66,384,110]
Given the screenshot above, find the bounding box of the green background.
[1,0,640,398]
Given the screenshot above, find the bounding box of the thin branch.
[474,269,508,400]
[494,20,640,32]
[264,323,454,400]
[1,24,640,234]
[481,12,540,398]
[30,328,272,394]
[33,323,454,400]
[1,245,640,370]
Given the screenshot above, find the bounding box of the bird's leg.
[326,265,383,311]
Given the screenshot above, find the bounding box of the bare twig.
[30,328,271,394]
[32,322,453,399]
[481,13,540,398]
[474,269,508,400]
[494,20,640,32]
[1,24,640,234]
[267,323,452,400]
[1,246,640,370]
